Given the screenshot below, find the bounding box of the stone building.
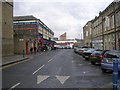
[1,1,14,56]
[83,20,93,48]
[83,1,120,50]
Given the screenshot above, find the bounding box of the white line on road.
[9,82,21,90]
[78,64,83,66]
[32,65,45,75]
[48,59,53,62]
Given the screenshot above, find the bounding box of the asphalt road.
[2,49,120,89]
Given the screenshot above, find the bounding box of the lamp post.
[113,2,117,50]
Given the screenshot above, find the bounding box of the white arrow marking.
[37,75,49,84]
[56,75,70,84]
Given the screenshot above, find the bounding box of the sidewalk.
[1,51,46,67]
[1,54,29,67]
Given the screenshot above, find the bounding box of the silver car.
[101,50,120,73]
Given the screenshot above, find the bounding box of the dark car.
[101,50,120,73]
[82,49,96,60]
[90,50,109,65]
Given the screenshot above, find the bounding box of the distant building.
[55,39,77,48]
[59,32,66,41]
[14,15,55,54]
[53,37,58,41]
[1,1,14,56]
[74,39,84,47]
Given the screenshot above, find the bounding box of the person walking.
[30,47,33,54]
[34,46,37,54]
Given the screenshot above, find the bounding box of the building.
[1,1,14,56]
[55,39,77,48]
[83,1,120,50]
[54,32,83,48]
[14,15,54,54]
[59,32,66,41]
[53,37,58,41]
[83,20,93,48]
[74,39,84,47]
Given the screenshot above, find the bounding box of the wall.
[2,2,14,56]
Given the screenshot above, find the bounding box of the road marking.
[37,75,49,84]
[48,59,53,63]
[56,75,70,84]
[78,64,83,66]
[9,82,21,90]
[32,65,45,75]
[83,72,86,74]
[72,60,74,63]
[83,71,90,74]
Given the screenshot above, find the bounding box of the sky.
[13,0,113,39]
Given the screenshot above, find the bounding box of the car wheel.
[101,68,107,73]
[91,61,95,65]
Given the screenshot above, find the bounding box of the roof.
[13,15,38,21]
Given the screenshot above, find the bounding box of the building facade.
[83,1,120,50]
[14,15,54,54]
[83,20,93,48]
[1,1,14,56]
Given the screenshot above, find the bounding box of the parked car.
[82,49,96,60]
[78,48,90,55]
[74,46,82,53]
[90,50,109,65]
[101,50,120,73]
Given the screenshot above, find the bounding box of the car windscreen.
[86,49,95,53]
[104,52,120,58]
[91,51,103,55]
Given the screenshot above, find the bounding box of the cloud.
[14,0,113,39]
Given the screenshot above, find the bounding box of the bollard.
[23,50,25,58]
[113,58,119,90]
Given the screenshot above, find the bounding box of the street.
[2,49,119,89]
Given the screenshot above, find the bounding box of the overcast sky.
[14,0,113,39]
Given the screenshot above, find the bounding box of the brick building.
[14,15,54,54]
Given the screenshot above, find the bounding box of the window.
[108,35,111,49]
[86,31,88,36]
[111,15,114,29]
[116,11,120,27]
[112,34,115,50]
[105,16,110,30]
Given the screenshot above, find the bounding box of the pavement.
[1,54,30,67]
[1,51,45,67]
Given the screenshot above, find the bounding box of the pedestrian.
[30,47,33,54]
[34,46,37,54]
